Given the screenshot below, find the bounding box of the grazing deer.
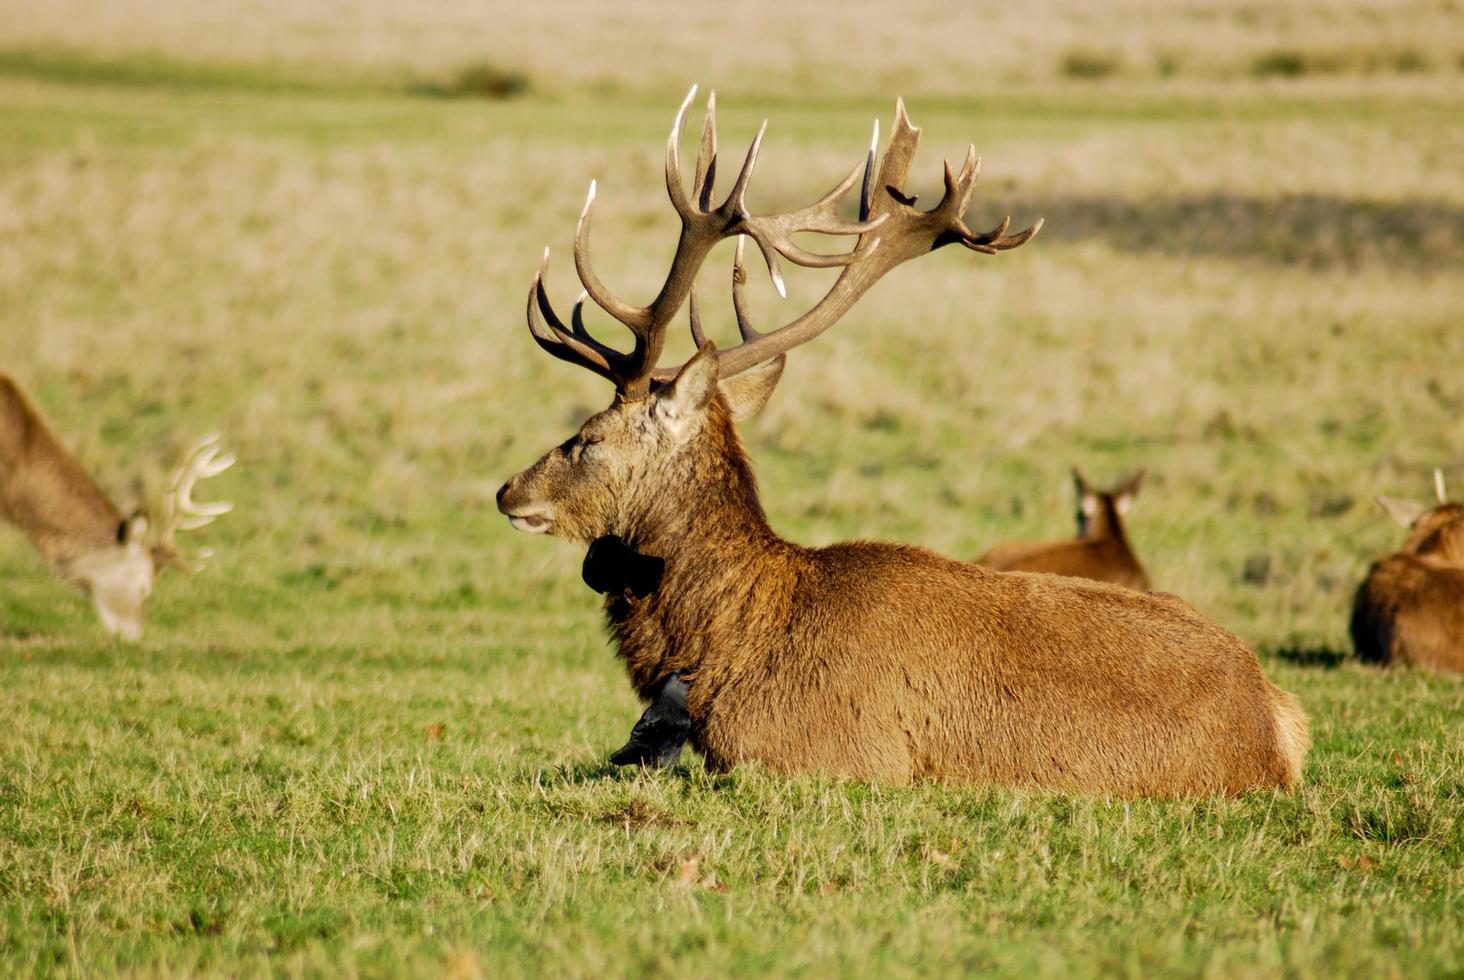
[978,469,1152,591]
[496,89,1308,796]
[0,374,233,640]
[1351,469,1464,672]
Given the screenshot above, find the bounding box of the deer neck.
[605,413,798,693]
[1080,500,1123,542]
[1,494,124,579]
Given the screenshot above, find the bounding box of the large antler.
[156,434,235,572]
[527,87,1041,397]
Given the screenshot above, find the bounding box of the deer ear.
[1071,468,1098,513]
[1376,495,1427,528]
[1071,468,1091,497]
[656,344,720,438]
[720,355,785,421]
[1115,470,1145,514]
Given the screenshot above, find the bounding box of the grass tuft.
[409,61,531,101]
[1059,48,1126,80]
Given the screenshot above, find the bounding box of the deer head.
[63,435,234,639]
[1073,468,1145,538]
[497,88,1040,544]
[1376,468,1464,562]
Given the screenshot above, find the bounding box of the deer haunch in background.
[978,469,1152,591]
[1351,470,1464,672]
[496,90,1308,796]
[0,374,233,639]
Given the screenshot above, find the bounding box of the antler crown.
[527,86,1042,398]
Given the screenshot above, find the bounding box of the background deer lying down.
[978,469,1151,591]
[0,374,233,640]
[1351,470,1464,672]
[496,89,1309,797]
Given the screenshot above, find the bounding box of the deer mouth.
[506,511,554,534]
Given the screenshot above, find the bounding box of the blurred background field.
[1,1,1462,976]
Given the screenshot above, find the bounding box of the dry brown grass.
[1,0,1461,94]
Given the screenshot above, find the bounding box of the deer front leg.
[580,536,686,767]
[610,673,691,769]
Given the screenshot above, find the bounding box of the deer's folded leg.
[610,673,690,769]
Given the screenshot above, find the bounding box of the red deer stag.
[0,374,233,640]
[1351,469,1464,672]
[978,469,1152,591]
[496,89,1308,796]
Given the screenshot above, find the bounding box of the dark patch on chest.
[583,535,665,600]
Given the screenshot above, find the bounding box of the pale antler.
[156,433,235,571]
[1436,468,1448,504]
[527,87,1041,397]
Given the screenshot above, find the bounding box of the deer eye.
[571,435,603,463]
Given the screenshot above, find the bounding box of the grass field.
[2,1,1463,975]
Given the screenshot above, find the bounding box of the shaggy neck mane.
[607,398,801,694]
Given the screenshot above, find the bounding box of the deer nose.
[496,481,511,513]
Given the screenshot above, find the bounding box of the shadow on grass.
[524,758,699,787]
[1265,644,1350,669]
[993,192,1464,271]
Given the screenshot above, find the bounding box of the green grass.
[1,27,1463,977]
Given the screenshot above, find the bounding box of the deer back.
[0,374,123,562]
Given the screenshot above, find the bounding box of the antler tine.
[1436,468,1448,504]
[731,237,762,342]
[664,84,700,218]
[688,285,710,349]
[722,119,768,221]
[693,91,718,212]
[526,249,631,384]
[737,158,889,281]
[574,181,652,331]
[955,145,980,216]
[158,434,235,567]
[860,118,880,222]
